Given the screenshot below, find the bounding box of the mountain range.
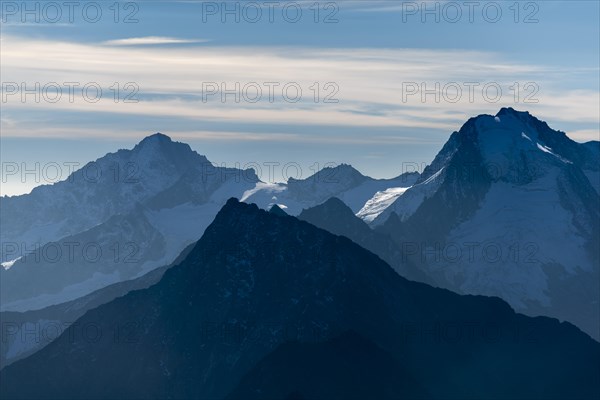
[1,134,415,312]
[0,108,598,395]
[1,199,598,399]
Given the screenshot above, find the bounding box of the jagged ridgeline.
[1,199,598,399]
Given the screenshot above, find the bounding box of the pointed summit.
[135,132,174,149]
[146,132,172,141]
[288,163,366,185]
[370,109,600,340]
[269,204,288,216]
[225,197,241,207]
[299,197,373,240]
[129,132,210,169]
[496,107,530,118]
[286,164,369,204]
[322,163,366,180]
[301,197,356,220]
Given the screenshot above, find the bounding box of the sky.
[1,0,599,196]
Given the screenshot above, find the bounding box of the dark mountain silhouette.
[227,330,429,400]
[1,199,598,399]
[298,197,431,284]
[268,204,289,216]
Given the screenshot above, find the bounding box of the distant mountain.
[374,108,600,340]
[299,197,373,239]
[0,243,194,368]
[0,206,166,311]
[356,172,420,222]
[0,133,259,311]
[2,199,598,399]
[0,133,249,258]
[1,134,415,312]
[242,164,419,215]
[298,197,430,283]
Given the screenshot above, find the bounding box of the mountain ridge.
[369,108,600,340]
[1,198,598,399]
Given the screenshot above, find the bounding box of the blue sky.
[1,0,599,195]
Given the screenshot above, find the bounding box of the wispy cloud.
[1,34,598,141]
[568,129,600,142]
[102,37,210,46]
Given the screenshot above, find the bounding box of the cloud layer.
[2,33,598,143]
